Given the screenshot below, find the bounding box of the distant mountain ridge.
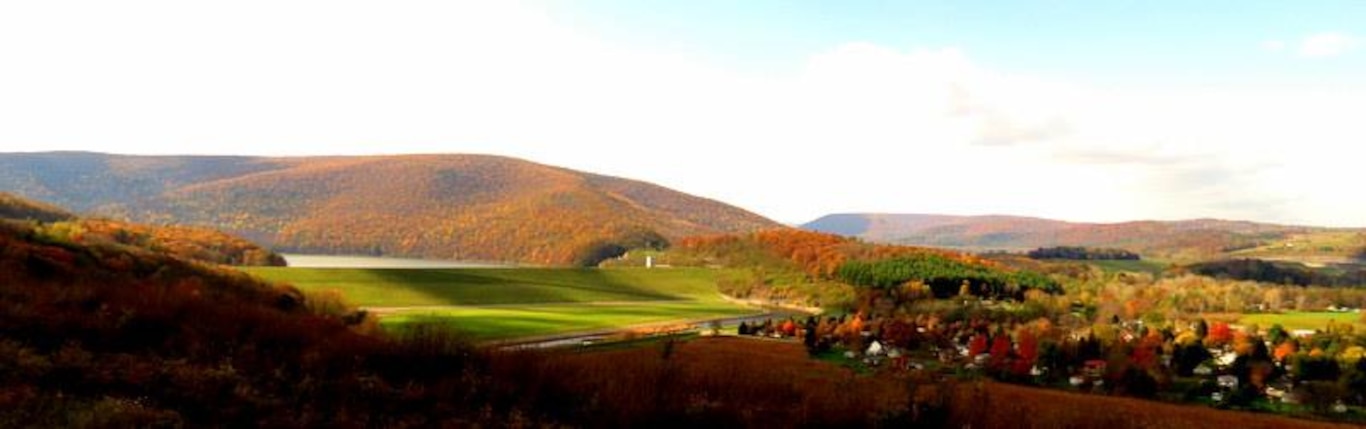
[804,213,1365,262]
[0,152,780,265]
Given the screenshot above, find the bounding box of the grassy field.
[1231,231,1366,265]
[382,301,754,339]
[1089,259,1170,275]
[1237,311,1364,331]
[243,266,738,306]
[241,266,758,339]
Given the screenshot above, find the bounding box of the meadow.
[1089,259,1170,275]
[1236,311,1364,331]
[242,266,759,339]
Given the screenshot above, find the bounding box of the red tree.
[990,335,1012,368]
[1017,331,1039,366]
[1205,322,1233,347]
[969,334,989,357]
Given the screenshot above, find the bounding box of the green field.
[241,266,758,340]
[1231,231,1366,265]
[1236,311,1364,331]
[382,301,754,339]
[1089,259,1169,275]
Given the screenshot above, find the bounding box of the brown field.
[514,337,1360,428]
[951,381,1358,429]
[491,336,915,427]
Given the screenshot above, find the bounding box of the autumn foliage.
[679,229,995,278]
[0,153,779,266]
[0,192,74,223]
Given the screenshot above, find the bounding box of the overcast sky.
[2,1,1364,226]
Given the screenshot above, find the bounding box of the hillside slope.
[0,192,75,222]
[1,192,284,266]
[0,152,780,265]
[804,213,1364,262]
[0,214,551,426]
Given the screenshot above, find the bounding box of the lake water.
[281,254,511,269]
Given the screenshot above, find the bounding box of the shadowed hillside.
[0,215,562,427]
[803,213,1360,262]
[0,152,779,265]
[0,192,75,222]
[1,193,284,266]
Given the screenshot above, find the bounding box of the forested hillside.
[0,192,74,222]
[668,229,1056,309]
[0,213,564,426]
[1,193,283,266]
[804,213,1362,262]
[0,152,779,265]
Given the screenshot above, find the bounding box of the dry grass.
[951,381,1357,429]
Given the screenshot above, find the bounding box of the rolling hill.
[804,213,1366,262]
[0,152,780,265]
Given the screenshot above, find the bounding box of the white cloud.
[1300,33,1356,57]
[1,1,1364,227]
[1262,40,1286,52]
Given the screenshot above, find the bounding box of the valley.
[5,162,1366,427]
[8,1,1366,426]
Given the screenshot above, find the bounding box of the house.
[1265,386,1286,400]
[1215,352,1238,367]
[974,354,991,366]
[866,341,885,357]
[1083,360,1107,378]
[1217,375,1239,389]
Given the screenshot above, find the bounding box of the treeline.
[836,255,1061,300]
[1027,246,1140,261]
[1189,258,1366,288]
[679,229,994,278]
[676,229,1057,307]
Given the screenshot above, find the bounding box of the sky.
[1,1,1364,227]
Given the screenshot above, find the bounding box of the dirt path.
[717,294,823,314]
